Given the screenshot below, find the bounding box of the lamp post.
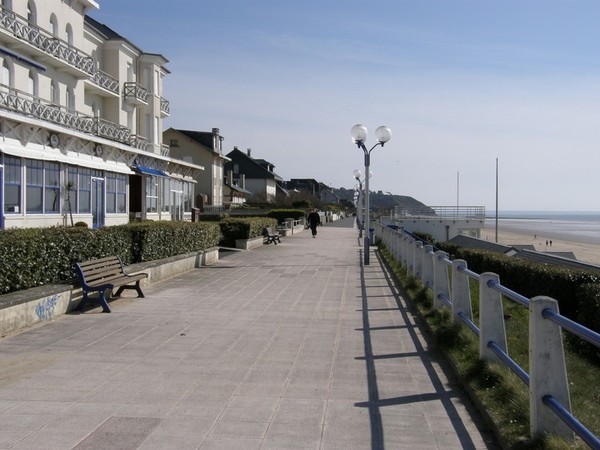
[353,170,364,238]
[351,124,392,265]
[353,169,373,239]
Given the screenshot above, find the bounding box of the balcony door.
[92,177,105,229]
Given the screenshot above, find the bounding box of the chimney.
[246,148,251,157]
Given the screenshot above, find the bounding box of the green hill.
[334,187,428,213]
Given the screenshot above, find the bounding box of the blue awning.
[0,46,46,72]
[132,165,168,177]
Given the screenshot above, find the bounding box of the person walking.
[307,209,321,238]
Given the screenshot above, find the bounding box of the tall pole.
[364,153,370,265]
[495,157,499,243]
[456,171,460,219]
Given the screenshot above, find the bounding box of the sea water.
[485,211,600,245]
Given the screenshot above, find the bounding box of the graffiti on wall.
[35,294,59,321]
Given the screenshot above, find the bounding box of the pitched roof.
[225,148,283,182]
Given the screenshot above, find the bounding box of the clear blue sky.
[91,1,600,211]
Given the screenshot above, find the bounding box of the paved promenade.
[0,218,496,449]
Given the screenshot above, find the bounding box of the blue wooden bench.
[75,256,148,313]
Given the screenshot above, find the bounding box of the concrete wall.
[0,247,219,337]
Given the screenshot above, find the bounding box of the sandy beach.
[482,224,600,266]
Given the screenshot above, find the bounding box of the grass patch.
[378,244,597,449]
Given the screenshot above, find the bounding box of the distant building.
[224,147,285,203]
[164,128,229,208]
[0,0,200,228]
[381,206,486,242]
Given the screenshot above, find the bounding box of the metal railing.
[160,97,170,115]
[375,222,600,449]
[89,70,119,95]
[0,84,135,147]
[123,82,148,104]
[394,205,486,220]
[0,6,94,74]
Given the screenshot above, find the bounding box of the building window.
[184,181,192,212]
[50,80,59,105]
[45,161,60,213]
[4,156,21,214]
[145,176,158,213]
[26,0,36,24]
[106,173,126,214]
[66,86,74,112]
[1,60,11,91]
[66,166,91,214]
[65,23,73,46]
[161,178,170,212]
[27,70,37,97]
[25,160,60,214]
[25,160,43,213]
[2,0,13,11]
[78,167,91,213]
[49,14,58,36]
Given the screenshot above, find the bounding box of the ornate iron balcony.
[129,135,149,151]
[123,82,148,104]
[0,84,132,146]
[0,6,94,75]
[89,70,119,95]
[160,97,170,116]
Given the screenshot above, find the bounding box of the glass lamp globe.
[353,169,362,179]
[351,124,368,143]
[375,126,392,144]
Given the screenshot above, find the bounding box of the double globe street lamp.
[351,124,392,265]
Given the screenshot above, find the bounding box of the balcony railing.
[89,70,119,95]
[0,84,136,146]
[160,97,170,116]
[123,82,148,104]
[160,144,170,157]
[0,6,94,75]
[129,135,149,151]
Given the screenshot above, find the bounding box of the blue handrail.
[543,395,600,450]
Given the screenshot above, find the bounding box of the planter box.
[235,236,265,250]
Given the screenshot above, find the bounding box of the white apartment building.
[0,0,202,229]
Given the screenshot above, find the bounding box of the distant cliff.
[334,187,428,213]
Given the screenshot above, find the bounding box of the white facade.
[0,0,201,229]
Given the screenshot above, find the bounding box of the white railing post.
[422,245,434,289]
[414,241,423,279]
[529,296,573,440]
[479,273,507,361]
[451,259,473,322]
[394,230,402,263]
[407,237,416,275]
[401,235,409,267]
[433,251,450,310]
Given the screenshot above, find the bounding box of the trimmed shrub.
[0,221,221,295]
[219,217,277,241]
[266,209,306,224]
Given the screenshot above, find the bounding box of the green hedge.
[219,217,278,241]
[439,245,600,332]
[266,209,306,224]
[0,222,221,295]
